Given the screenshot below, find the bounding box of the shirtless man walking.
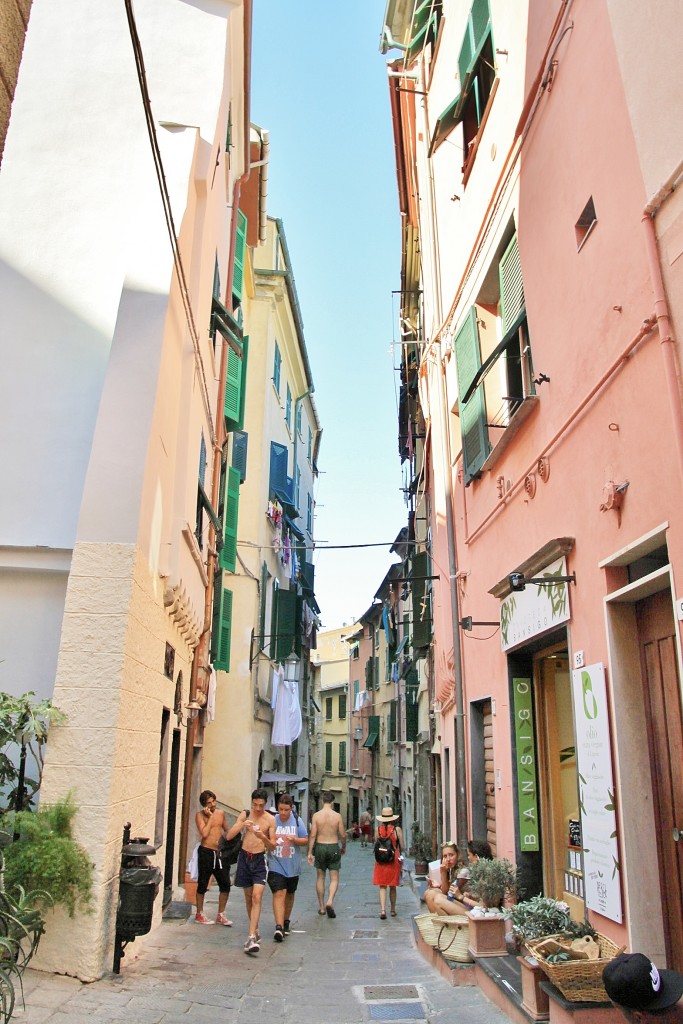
[228,788,276,954]
[194,790,233,926]
[307,790,346,918]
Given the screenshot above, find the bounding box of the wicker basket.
[414,913,472,963]
[526,933,623,1002]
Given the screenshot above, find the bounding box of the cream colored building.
[203,214,321,825]
[0,0,251,979]
[310,627,351,823]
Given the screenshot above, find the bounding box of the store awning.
[259,771,309,784]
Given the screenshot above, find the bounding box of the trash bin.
[117,865,162,938]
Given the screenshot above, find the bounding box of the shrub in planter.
[410,823,433,871]
[506,896,571,944]
[3,795,94,917]
[467,856,517,911]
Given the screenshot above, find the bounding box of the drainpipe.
[178,0,253,882]
[433,341,468,862]
[641,167,683,480]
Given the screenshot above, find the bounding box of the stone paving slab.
[17,844,512,1023]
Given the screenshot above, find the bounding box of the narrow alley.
[15,843,508,1024]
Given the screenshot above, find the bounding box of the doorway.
[535,643,583,918]
[637,591,683,970]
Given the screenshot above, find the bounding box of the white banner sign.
[500,557,571,652]
[571,663,622,923]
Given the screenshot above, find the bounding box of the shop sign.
[500,557,571,652]
[570,663,623,923]
[513,677,539,851]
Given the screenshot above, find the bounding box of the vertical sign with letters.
[513,677,539,851]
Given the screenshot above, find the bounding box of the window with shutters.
[195,434,207,550]
[338,741,346,773]
[431,0,496,180]
[273,341,281,395]
[295,467,301,511]
[211,581,233,672]
[406,0,443,63]
[286,384,292,431]
[307,493,312,533]
[273,587,299,662]
[338,694,347,720]
[325,697,333,721]
[307,426,313,463]
[365,658,374,691]
[453,230,536,484]
[296,404,303,437]
[269,579,279,660]
[211,299,248,433]
[405,686,419,742]
[388,700,397,744]
[325,742,332,772]
[232,431,248,483]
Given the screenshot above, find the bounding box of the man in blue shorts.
[267,795,308,941]
[231,788,276,954]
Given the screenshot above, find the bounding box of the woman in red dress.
[372,807,404,919]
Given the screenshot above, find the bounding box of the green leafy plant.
[562,918,597,940]
[467,856,517,909]
[0,692,65,812]
[506,896,571,942]
[3,795,93,917]
[410,823,433,864]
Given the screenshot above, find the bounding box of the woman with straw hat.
[373,807,404,919]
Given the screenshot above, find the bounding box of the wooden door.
[637,591,683,971]
[483,701,497,856]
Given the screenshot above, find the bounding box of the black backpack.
[218,809,248,865]
[374,826,396,864]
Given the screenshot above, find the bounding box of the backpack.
[374,826,396,864]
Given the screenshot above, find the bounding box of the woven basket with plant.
[526,932,625,1002]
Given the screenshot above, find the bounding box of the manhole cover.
[368,1004,425,1020]
[353,929,379,938]
[364,986,419,1001]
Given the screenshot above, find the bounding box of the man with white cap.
[603,953,683,1022]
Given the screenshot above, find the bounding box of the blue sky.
[251,1,407,628]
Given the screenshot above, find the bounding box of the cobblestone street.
[16,842,510,1024]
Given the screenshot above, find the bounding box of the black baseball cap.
[603,953,683,1010]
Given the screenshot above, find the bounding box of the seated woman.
[424,839,492,916]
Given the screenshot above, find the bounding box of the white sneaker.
[244,934,260,954]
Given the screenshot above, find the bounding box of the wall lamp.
[508,572,576,592]
[184,700,204,721]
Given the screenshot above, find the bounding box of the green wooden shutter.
[455,306,490,482]
[275,588,298,662]
[224,341,244,429]
[259,561,268,644]
[219,466,240,572]
[325,697,333,720]
[338,741,346,773]
[405,690,419,742]
[412,551,432,649]
[211,585,233,671]
[232,209,247,302]
[389,700,397,743]
[339,694,347,719]
[499,233,525,331]
[365,658,373,690]
[236,335,249,431]
[269,579,279,659]
[325,742,332,772]
[458,0,491,88]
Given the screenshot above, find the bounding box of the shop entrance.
[534,643,584,919]
[636,591,683,970]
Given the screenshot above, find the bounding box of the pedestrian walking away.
[359,806,372,848]
[307,789,346,917]
[193,790,233,926]
[266,793,308,941]
[231,788,276,954]
[372,806,404,919]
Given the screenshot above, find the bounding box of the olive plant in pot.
[466,857,517,958]
[409,823,433,876]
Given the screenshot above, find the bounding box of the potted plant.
[409,823,433,876]
[506,895,571,949]
[466,857,517,957]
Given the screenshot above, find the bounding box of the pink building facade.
[384,0,683,971]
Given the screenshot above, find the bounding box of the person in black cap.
[603,953,683,1022]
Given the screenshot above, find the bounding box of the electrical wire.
[124,0,217,448]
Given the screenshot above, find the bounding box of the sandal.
[390,910,397,917]
[380,912,387,920]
